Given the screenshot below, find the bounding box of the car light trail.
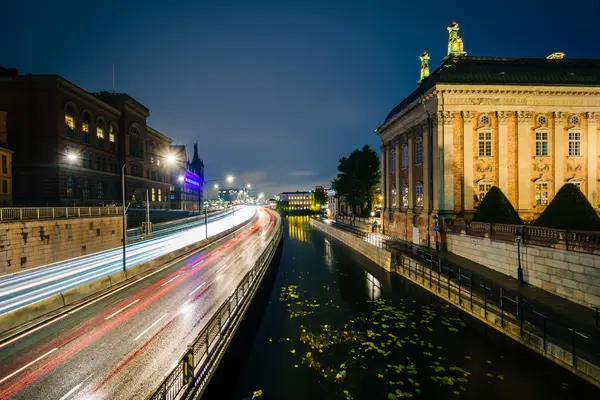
[0,347,59,384]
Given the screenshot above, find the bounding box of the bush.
[535,183,600,231]
[472,186,522,225]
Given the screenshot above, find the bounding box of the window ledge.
[567,156,583,158]
[414,163,423,167]
[477,156,494,160]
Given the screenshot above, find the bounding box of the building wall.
[0,215,123,276]
[445,231,600,309]
[379,85,600,246]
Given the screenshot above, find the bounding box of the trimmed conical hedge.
[535,183,600,231]
[472,186,522,224]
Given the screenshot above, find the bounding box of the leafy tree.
[313,188,326,208]
[472,186,522,224]
[333,145,380,217]
[276,200,289,213]
[535,183,600,231]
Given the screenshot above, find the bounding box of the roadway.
[0,207,254,316]
[0,207,279,400]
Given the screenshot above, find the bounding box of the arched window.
[66,177,74,198]
[401,145,408,169]
[534,178,551,206]
[415,182,424,207]
[129,125,143,158]
[82,111,92,143]
[97,182,104,200]
[477,179,494,202]
[415,138,423,165]
[390,147,396,172]
[82,180,90,199]
[109,123,117,151]
[391,186,397,207]
[96,118,106,148]
[401,185,409,207]
[65,104,76,139]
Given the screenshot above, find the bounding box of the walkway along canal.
[205,216,600,399]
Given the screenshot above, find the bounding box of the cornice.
[436,85,600,97]
[377,87,437,133]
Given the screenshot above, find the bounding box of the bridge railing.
[147,214,282,400]
[0,206,123,221]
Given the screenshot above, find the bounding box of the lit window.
[402,185,408,207]
[535,132,548,156]
[478,131,492,157]
[401,145,408,169]
[65,115,75,138]
[415,139,423,165]
[66,177,74,198]
[152,188,156,201]
[415,183,424,207]
[568,132,580,156]
[158,188,162,201]
[97,126,104,139]
[535,182,549,205]
[109,125,115,143]
[391,187,397,207]
[390,148,396,172]
[478,182,493,201]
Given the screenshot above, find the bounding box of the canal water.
[207,216,599,400]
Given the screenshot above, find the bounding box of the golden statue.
[447,21,467,57]
[419,51,430,82]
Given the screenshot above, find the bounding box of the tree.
[313,188,326,208]
[333,145,380,217]
[472,186,522,224]
[535,183,600,231]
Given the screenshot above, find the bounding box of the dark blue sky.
[3,0,599,197]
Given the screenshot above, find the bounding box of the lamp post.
[433,214,439,252]
[121,163,127,273]
[515,227,524,283]
[203,175,235,238]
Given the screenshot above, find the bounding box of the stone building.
[169,143,204,211]
[376,22,600,247]
[0,67,173,208]
[0,109,13,206]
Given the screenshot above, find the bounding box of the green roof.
[382,56,600,125]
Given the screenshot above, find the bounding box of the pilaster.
[462,111,475,211]
[517,111,532,211]
[432,117,440,211]
[587,112,597,205]
[441,111,454,212]
[395,140,401,210]
[422,122,430,211]
[408,133,415,210]
[380,144,387,210]
[498,111,510,196]
[555,112,566,193]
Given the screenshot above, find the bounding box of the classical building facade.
[0,67,174,208]
[376,22,600,247]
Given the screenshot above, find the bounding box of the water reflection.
[287,216,309,243]
[365,271,381,300]
[324,238,334,269]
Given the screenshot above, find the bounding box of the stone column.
[408,134,415,210]
[432,117,440,211]
[517,111,532,211]
[554,112,566,193]
[386,144,392,210]
[441,111,454,212]
[380,144,387,211]
[497,111,510,195]
[587,112,597,205]
[462,111,475,211]
[395,140,401,210]
[422,122,430,211]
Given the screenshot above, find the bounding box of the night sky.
[3,0,599,197]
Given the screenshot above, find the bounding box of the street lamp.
[66,153,78,163]
[203,175,235,238]
[121,164,127,273]
[515,227,524,283]
[247,183,251,189]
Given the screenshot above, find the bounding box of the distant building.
[279,191,312,211]
[327,187,337,219]
[169,143,203,211]
[0,67,173,207]
[376,21,600,246]
[0,110,13,206]
[219,187,248,204]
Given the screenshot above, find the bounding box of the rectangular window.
[82,123,90,143]
[568,132,580,156]
[535,183,549,206]
[65,115,75,138]
[390,148,396,172]
[401,145,408,169]
[82,180,90,199]
[97,127,104,139]
[415,184,424,207]
[391,187,397,207]
[158,189,162,201]
[535,132,548,156]
[151,188,156,202]
[402,186,409,207]
[1,180,7,194]
[478,182,492,201]
[66,178,74,198]
[109,126,115,143]
[415,140,423,165]
[1,155,7,174]
[478,131,492,157]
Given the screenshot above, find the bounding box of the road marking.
[191,260,204,268]
[0,347,58,384]
[216,266,225,274]
[188,282,206,296]
[160,275,180,287]
[104,299,140,320]
[134,313,168,342]
[58,372,94,400]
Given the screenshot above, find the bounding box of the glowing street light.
[178,175,184,183]
[247,183,251,189]
[226,175,234,183]
[66,153,78,163]
[213,184,219,189]
[165,153,176,165]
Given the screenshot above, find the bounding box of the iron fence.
[147,219,282,400]
[0,206,123,221]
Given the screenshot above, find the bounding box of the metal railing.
[328,219,600,372]
[0,206,123,221]
[445,220,600,255]
[147,218,282,400]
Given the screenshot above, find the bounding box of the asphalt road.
[0,207,278,400]
[0,206,255,315]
